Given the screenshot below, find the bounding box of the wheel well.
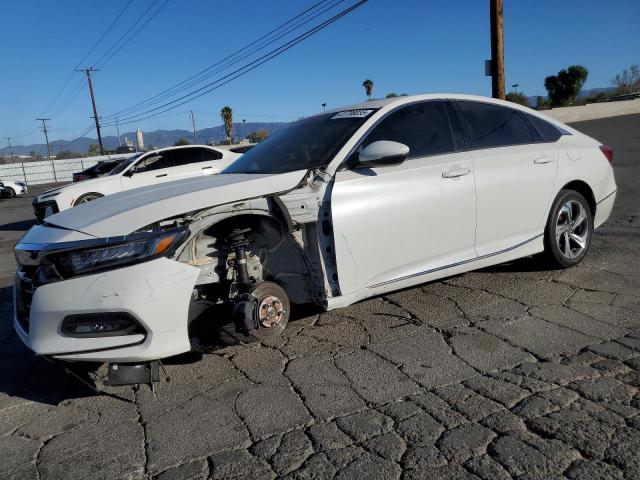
[561,181,596,215]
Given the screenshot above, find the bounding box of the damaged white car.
[14,94,616,380]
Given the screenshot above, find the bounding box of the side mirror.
[357,141,409,168]
[123,168,135,177]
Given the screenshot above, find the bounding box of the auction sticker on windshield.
[331,109,374,119]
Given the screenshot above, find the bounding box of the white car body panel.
[15,258,199,362]
[33,145,239,215]
[13,93,617,363]
[0,179,28,195]
[46,170,307,237]
[331,150,476,294]
[470,143,558,256]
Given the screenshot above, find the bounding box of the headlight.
[51,227,188,277]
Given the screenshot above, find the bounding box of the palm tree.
[362,79,374,100]
[220,106,233,144]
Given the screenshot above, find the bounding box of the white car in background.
[32,145,239,221]
[0,179,28,197]
[14,94,616,371]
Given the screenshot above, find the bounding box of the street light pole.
[243,119,246,139]
[490,0,505,99]
[322,103,327,112]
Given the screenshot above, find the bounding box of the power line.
[93,0,169,68]
[103,0,369,127]
[103,0,342,120]
[43,0,134,115]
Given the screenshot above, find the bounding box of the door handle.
[156,173,168,178]
[201,166,213,170]
[534,157,554,164]
[442,167,470,178]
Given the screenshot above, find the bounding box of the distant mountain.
[1,122,289,156]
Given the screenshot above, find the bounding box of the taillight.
[599,145,613,165]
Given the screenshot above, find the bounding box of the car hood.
[44,170,307,238]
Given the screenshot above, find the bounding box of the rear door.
[452,100,558,256]
[169,147,223,180]
[121,151,173,190]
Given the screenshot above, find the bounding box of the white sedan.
[31,144,239,221]
[0,179,28,197]
[14,94,616,370]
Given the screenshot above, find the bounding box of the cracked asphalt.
[1,114,639,480]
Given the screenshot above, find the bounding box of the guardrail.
[0,153,135,185]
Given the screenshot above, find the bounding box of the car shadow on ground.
[0,219,35,232]
[0,256,550,406]
[0,284,321,404]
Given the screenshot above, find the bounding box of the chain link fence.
[0,153,135,185]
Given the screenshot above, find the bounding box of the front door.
[121,151,173,191]
[331,101,477,295]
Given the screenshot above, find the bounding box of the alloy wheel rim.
[555,200,588,259]
[78,195,99,204]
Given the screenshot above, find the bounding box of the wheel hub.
[258,295,285,328]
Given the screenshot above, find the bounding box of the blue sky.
[1,0,639,147]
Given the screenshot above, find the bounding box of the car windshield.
[222,110,377,174]
[108,154,142,175]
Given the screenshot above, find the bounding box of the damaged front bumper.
[14,257,200,362]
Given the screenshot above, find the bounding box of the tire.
[74,192,104,205]
[543,189,593,268]
[7,188,16,198]
[249,282,291,340]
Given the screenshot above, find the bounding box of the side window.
[201,148,223,161]
[523,113,563,143]
[360,101,455,159]
[454,101,532,149]
[168,148,201,167]
[133,154,167,173]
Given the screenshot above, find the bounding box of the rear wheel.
[543,189,593,268]
[7,187,16,198]
[74,192,104,205]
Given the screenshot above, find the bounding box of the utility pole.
[36,118,52,160]
[489,0,505,99]
[242,119,246,139]
[115,116,121,146]
[5,137,14,160]
[190,111,198,144]
[76,67,104,155]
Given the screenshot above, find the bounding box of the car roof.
[322,93,531,114]
[314,92,571,130]
[146,144,219,155]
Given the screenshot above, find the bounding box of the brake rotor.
[257,295,285,328]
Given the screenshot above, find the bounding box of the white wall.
[0,153,134,185]
[544,99,640,123]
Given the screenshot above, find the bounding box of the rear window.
[454,101,532,149]
[524,113,563,143]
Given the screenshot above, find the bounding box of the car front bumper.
[14,257,200,362]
